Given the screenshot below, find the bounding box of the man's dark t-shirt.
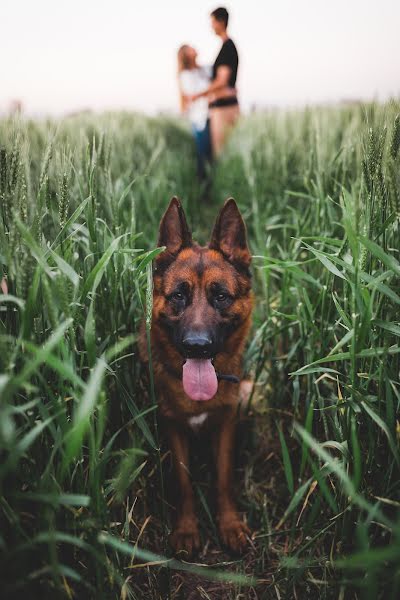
[212,38,238,87]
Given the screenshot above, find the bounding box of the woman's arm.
[179,90,188,113]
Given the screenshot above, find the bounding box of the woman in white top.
[177,45,211,181]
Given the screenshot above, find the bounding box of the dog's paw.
[219,514,251,553]
[170,518,201,558]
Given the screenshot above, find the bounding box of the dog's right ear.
[209,198,251,271]
[156,197,192,269]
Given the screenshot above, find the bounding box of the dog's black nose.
[182,333,214,358]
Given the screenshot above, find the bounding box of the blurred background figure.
[177,45,211,181]
[186,7,239,157]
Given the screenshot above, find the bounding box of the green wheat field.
[1,103,400,599]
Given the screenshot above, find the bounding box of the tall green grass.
[214,102,400,598]
[0,112,203,598]
[1,103,400,598]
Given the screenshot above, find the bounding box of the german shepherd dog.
[140,197,253,556]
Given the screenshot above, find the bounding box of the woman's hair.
[177,45,195,112]
[177,45,192,73]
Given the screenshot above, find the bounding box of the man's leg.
[210,108,225,158]
[210,106,240,158]
[226,104,240,127]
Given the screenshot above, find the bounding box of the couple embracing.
[177,7,239,179]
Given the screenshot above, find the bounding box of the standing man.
[188,7,239,157]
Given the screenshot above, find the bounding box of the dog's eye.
[172,291,184,301]
[214,291,232,307]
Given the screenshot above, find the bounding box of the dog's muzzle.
[181,332,216,359]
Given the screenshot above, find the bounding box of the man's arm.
[189,65,232,102]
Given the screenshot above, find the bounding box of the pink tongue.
[182,359,218,401]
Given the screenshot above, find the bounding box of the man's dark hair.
[211,7,229,28]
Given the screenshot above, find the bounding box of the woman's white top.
[179,66,211,131]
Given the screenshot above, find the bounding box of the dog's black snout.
[182,333,215,358]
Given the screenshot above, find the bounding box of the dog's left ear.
[209,198,251,269]
[156,197,192,269]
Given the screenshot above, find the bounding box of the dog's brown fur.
[139,197,253,556]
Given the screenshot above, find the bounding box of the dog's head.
[153,197,252,401]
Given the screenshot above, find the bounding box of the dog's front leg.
[167,422,200,556]
[214,415,250,552]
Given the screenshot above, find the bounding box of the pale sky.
[1,0,399,116]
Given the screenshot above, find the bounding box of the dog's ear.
[209,198,251,269]
[156,197,192,267]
